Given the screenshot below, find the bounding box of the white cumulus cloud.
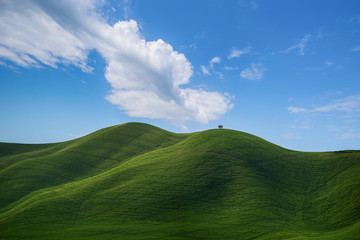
[0,0,233,126]
[0,0,92,71]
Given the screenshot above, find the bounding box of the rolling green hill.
[0,122,359,239]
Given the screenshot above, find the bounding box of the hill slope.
[0,122,359,239]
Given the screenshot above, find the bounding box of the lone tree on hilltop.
[218,125,223,129]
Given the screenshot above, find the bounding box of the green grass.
[0,122,359,239]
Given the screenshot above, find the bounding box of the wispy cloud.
[228,47,251,59]
[288,94,360,114]
[240,63,266,81]
[305,60,334,71]
[291,124,311,129]
[250,0,258,9]
[304,67,323,72]
[224,66,238,70]
[311,94,360,113]
[324,61,334,66]
[238,0,258,10]
[121,0,132,20]
[284,132,300,139]
[338,128,360,140]
[352,45,360,52]
[288,106,307,114]
[350,15,360,24]
[209,56,221,67]
[290,118,312,129]
[317,31,324,39]
[0,0,233,126]
[200,56,222,76]
[282,34,311,56]
[201,65,210,75]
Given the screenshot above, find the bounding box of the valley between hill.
[0,122,359,239]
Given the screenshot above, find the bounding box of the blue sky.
[0,0,359,151]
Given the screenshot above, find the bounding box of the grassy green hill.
[0,122,359,239]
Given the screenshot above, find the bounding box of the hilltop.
[0,122,359,239]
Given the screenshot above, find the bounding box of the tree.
[218,125,223,129]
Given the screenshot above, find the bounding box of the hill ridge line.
[0,125,193,215]
[0,122,359,239]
